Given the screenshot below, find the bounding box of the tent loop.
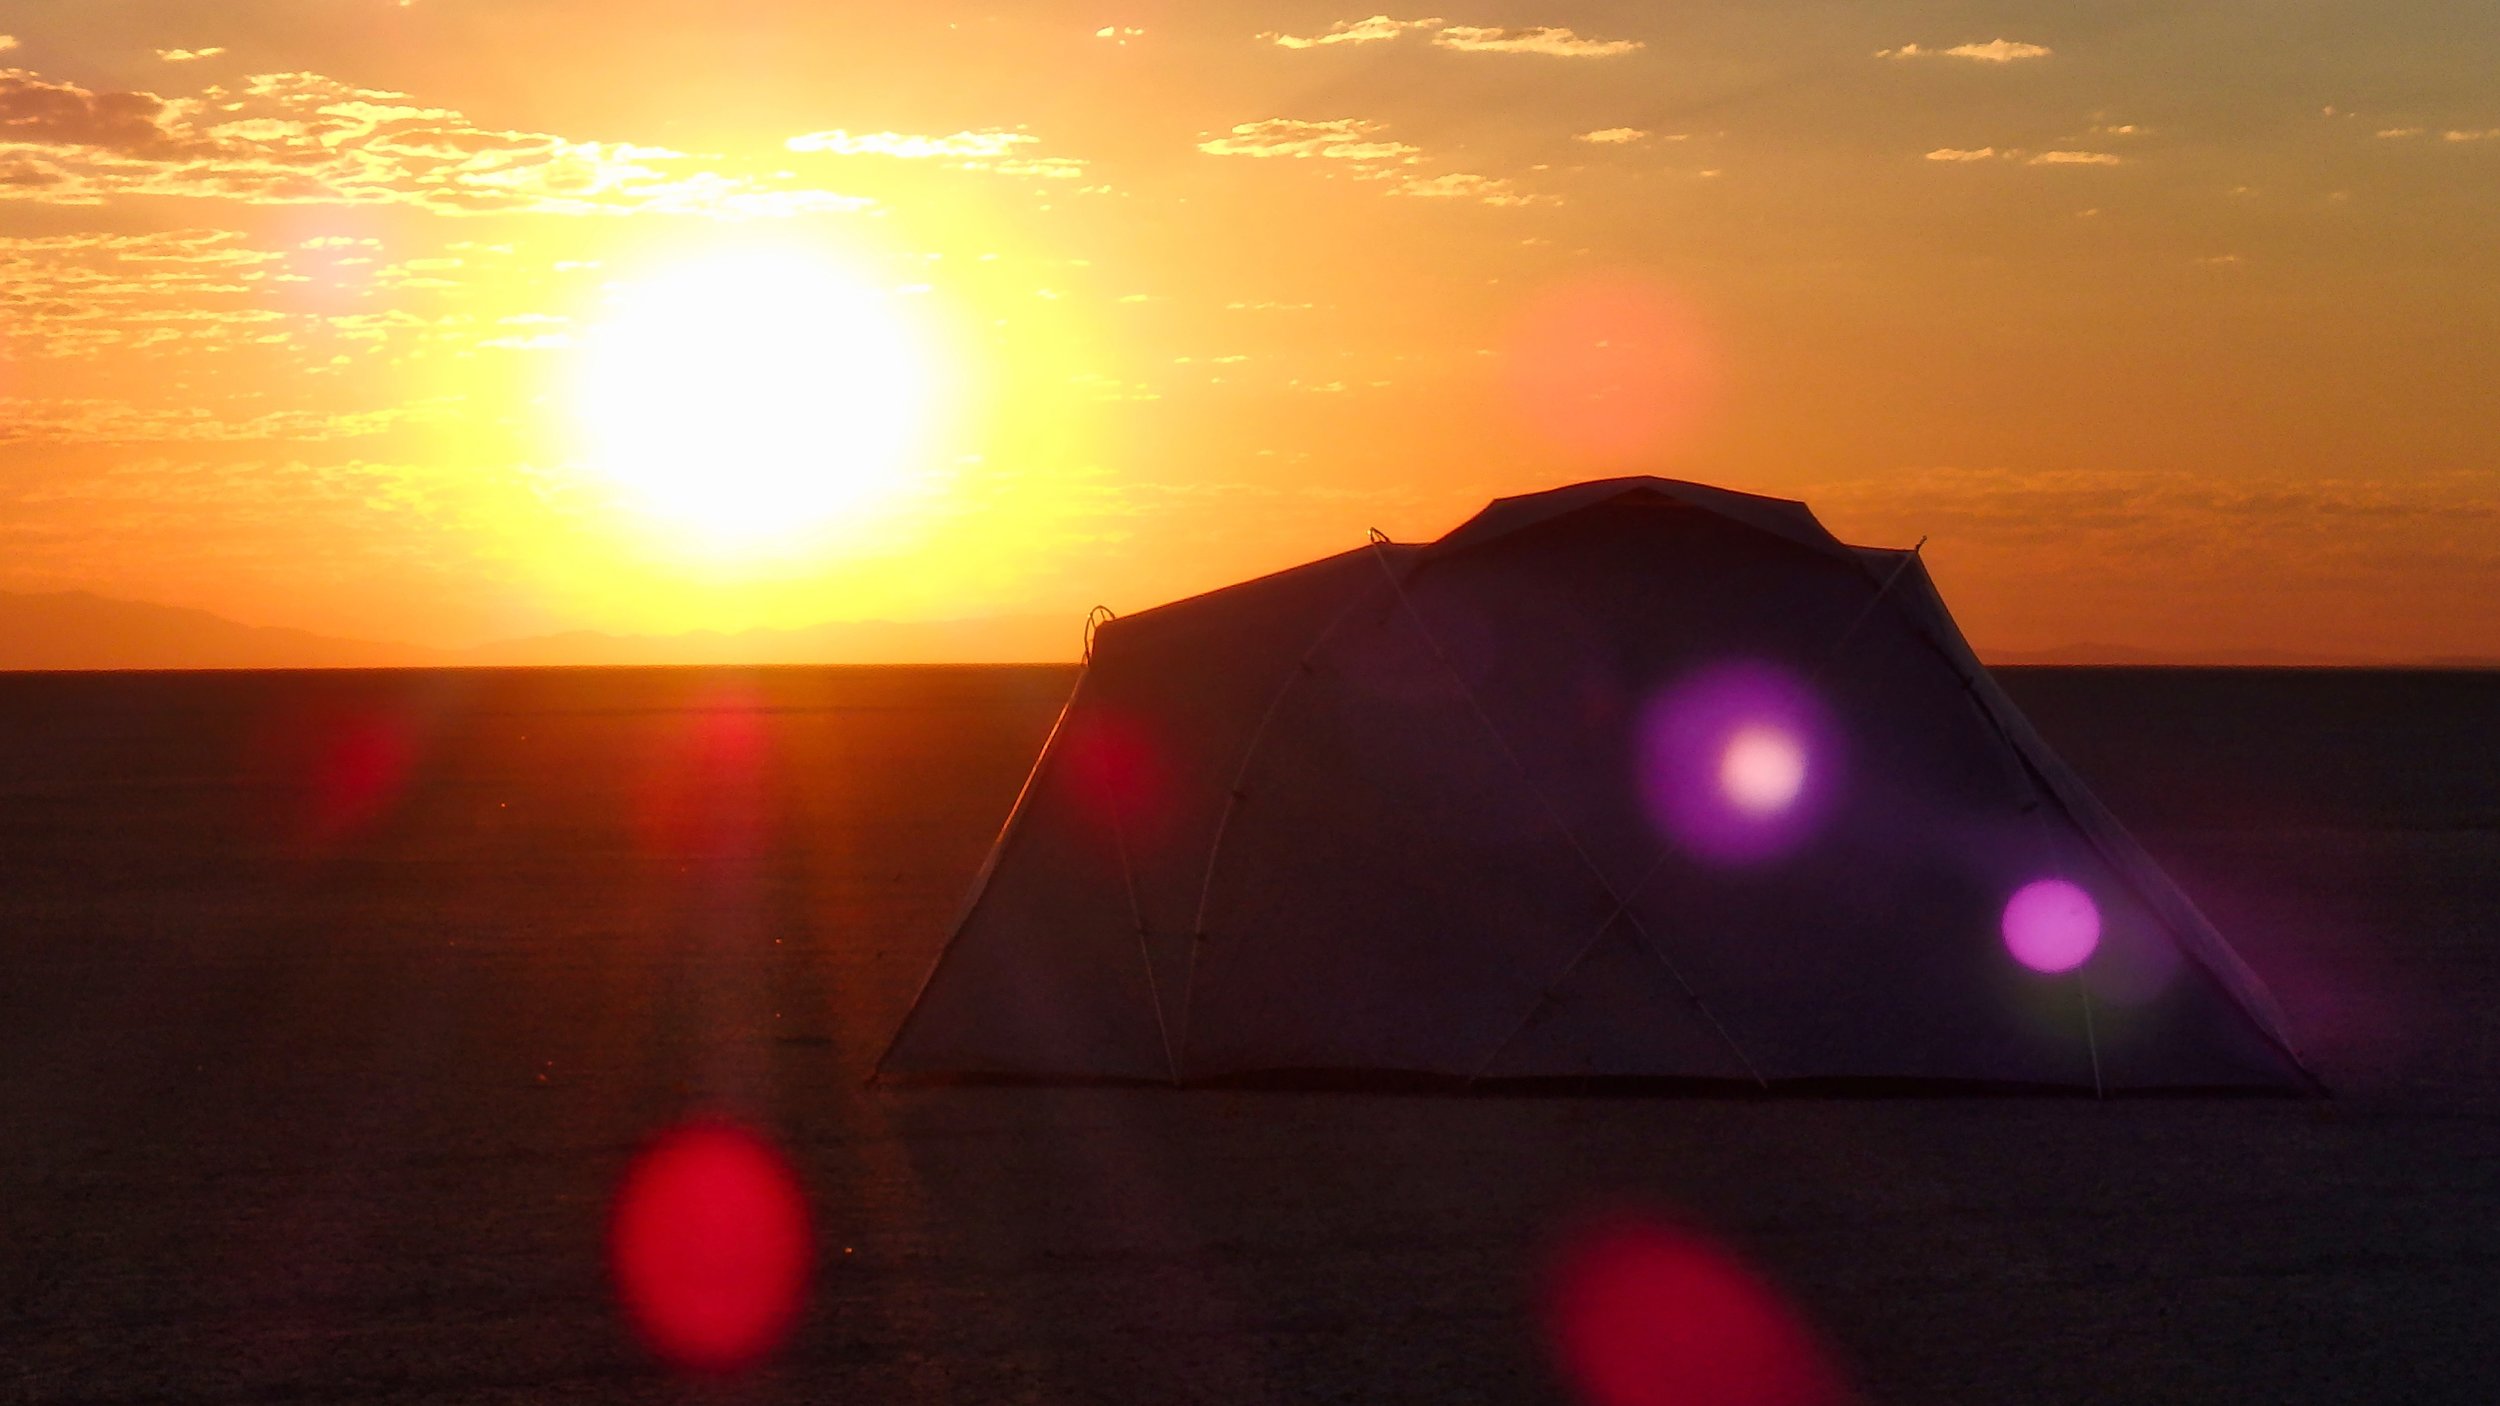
[1082,605,1119,664]
[1358,539,1771,1090]
[1366,526,1392,545]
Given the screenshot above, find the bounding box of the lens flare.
[1718,725,1807,817]
[1639,662,1841,866]
[1503,277,1718,467]
[609,1120,812,1375]
[2001,878,2101,974]
[1543,1215,1851,1406]
[1058,710,1170,840]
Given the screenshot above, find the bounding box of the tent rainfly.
[878,478,2313,1093]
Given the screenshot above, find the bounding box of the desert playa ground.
[2,665,2495,1403]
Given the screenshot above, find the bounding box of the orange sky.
[2,2,2494,662]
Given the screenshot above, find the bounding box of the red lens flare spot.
[1059,711,1170,835]
[266,710,420,844]
[610,1121,813,1375]
[1504,278,1719,466]
[636,688,772,860]
[2002,878,2101,975]
[1545,1217,1851,1406]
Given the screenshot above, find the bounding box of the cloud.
[2443,128,2500,142]
[1575,127,1649,144]
[1924,147,1999,161]
[1432,25,1641,57]
[1260,16,1638,56]
[1199,117,1552,204]
[0,66,874,217]
[2028,150,2123,165]
[2375,127,2423,138]
[1095,25,1143,44]
[0,394,452,445]
[1391,171,1548,205]
[1261,15,1440,48]
[1878,39,2051,62]
[1196,118,1420,163]
[0,228,299,357]
[785,126,1086,177]
[0,67,206,157]
[0,37,15,53]
[157,48,227,63]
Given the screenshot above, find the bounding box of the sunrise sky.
[2,1,2493,661]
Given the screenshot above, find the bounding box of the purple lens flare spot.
[1637,661,1845,867]
[2002,878,2101,974]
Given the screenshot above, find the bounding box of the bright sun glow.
[576,248,936,552]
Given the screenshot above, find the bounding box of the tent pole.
[1177,568,1386,1078]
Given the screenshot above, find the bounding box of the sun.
[573,247,937,553]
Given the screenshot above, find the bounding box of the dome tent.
[878,478,2312,1092]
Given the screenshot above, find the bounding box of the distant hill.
[1980,642,2392,667]
[0,589,1075,671]
[0,591,439,670]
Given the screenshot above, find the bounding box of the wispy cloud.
[0,394,453,445]
[0,228,295,358]
[1574,127,1651,145]
[1391,171,1549,206]
[1261,15,1440,48]
[1432,25,1641,57]
[1196,118,1420,163]
[1924,147,2000,162]
[1199,118,1553,205]
[0,66,874,217]
[2375,127,2424,138]
[784,127,1085,177]
[2028,150,2124,165]
[1259,16,1639,56]
[1878,39,2051,62]
[1094,25,1143,44]
[156,47,227,63]
[2443,128,2500,142]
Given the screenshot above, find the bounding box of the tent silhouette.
[879,478,2312,1092]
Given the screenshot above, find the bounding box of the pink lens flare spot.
[2001,878,2101,974]
[1718,725,1808,817]
[1544,1216,1852,1406]
[610,1120,813,1376]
